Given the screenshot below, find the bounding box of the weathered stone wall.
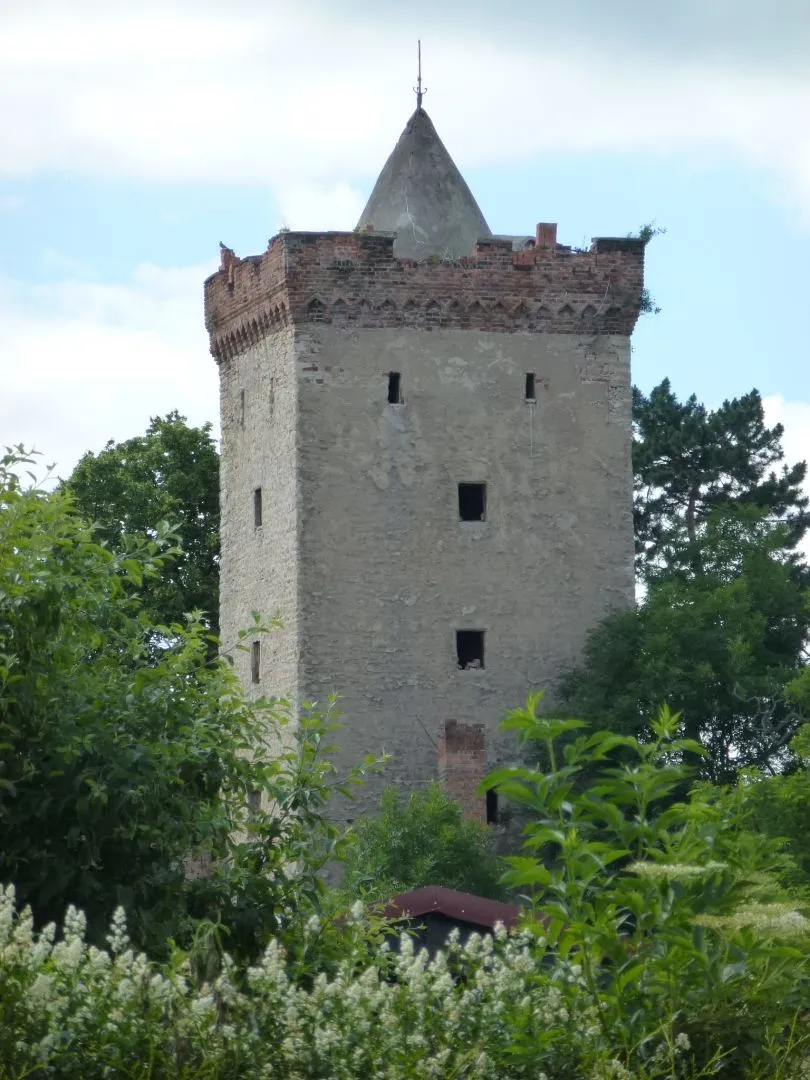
[208,225,642,820]
[217,328,300,716]
[293,325,633,815]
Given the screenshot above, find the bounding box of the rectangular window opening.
[251,640,261,684]
[456,629,485,670]
[458,482,486,522]
[247,789,261,814]
[240,388,246,427]
[486,789,499,825]
[253,487,263,528]
[525,372,536,401]
[388,371,402,404]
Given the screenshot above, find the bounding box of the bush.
[485,694,810,1078]
[0,885,671,1079]
[341,782,506,902]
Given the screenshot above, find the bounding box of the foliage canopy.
[633,379,808,580]
[0,450,375,962]
[66,412,220,633]
[341,782,506,902]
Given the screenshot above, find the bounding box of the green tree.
[66,412,220,632]
[0,449,375,961]
[562,509,810,781]
[633,379,808,579]
[341,782,506,901]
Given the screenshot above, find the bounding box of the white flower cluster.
[0,883,806,1079]
[628,860,728,881]
[695,901,810,938]
[0,885,600,1078]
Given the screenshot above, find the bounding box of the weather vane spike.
[413,39,427,109]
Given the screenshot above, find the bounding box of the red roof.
[383,886,523,931]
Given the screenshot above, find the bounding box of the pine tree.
[633,380,808,580]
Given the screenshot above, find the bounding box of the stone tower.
[204,104,645,819]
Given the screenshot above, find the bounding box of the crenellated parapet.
[205,225,645,363]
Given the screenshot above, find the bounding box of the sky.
[1,0,809,489]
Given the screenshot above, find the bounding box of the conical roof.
[356,107,492,261]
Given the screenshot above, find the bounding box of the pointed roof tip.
[356,106,492,262]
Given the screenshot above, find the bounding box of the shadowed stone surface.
[356,107,492,261]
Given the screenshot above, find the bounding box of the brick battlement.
[204,225,645,362]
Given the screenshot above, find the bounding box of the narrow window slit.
[254,487,263,528]
[458,483,486,522]
[388,372,402,404]
[457,630,485,670]
[486,789,499,825]
[525,373,536,401]
[240,388,246,427]
[251,641,261,684]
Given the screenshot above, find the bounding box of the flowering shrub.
[2,875,810,1080]
[0,883,605,1079]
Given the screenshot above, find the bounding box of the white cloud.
[763,394,810,558]
[763,395,810,474]
[0,262,219,477]
[1,1,810,223]
[274,182,367,232]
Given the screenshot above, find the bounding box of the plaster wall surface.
[291,325,633,814]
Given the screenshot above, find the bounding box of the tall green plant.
[484,694,810,1077]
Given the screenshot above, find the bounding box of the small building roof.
[356,107,492,262]
[383,885,522,931]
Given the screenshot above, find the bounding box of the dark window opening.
[388,372,402,404]
[486,789,499,825]
[525,373,536,401]
[457,630,485,670]
[251,641,261,684]
[458,483,486,522]
[254,487,263,528]
[247,789,261,814]
[240,388,246,427]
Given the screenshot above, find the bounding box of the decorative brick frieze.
[205,229,645,361]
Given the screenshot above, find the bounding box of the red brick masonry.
[438,718,487,824]
[205,225,645,363]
